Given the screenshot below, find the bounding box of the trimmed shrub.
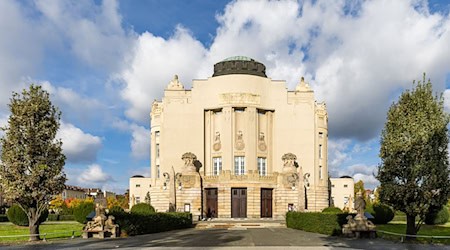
[322,207,343,214]
[109,211,192,236]
[0,214,8,222]
[130,203,155,215]
[48,214,59,221]
[6,204,48,226]
[73,201,95,224]
[59,215,75,221]
[365,203,394,224]
[286,211,351,236]
[425,206,449,225]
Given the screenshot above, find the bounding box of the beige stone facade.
[330,177,355,211]
[130,56,329,219]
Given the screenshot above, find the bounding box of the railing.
[377,230,450,243]
[0,230,79,241]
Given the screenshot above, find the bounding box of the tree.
[0,85,66,241]
[354,180,365,198]
[377,74,450,237]
[107,196,121,209]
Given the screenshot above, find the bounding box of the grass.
[377,221,450,244]
[0,221,84,244]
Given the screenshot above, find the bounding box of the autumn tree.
[377,74,450,237]
[354,180,365,198]
[0,85,66,241]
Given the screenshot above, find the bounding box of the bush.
[0,214,9,222]
[322,207,343,214]
[425,206,449,225]
[365,203,394,224]
[6,204,48,226]
[59,215,75,221]
[73,201,95,224]
[109,211,192,236]
[130,203,155,215]
[108,206,125,214]
[286,211,351,236]
[47,214,59,221]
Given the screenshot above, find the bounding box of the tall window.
[213,157,222,175]
[155,131,160,138]
[319,132,323,139]
[136,196,141,204]
[319,144,322,159]
[319,166,322,179]
[157,165,160,178]
[234,156,245,175]
[156,144,160,158]
[258,157,267,176]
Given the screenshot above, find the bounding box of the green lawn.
[0,222,84,244]
[377,222,450,244]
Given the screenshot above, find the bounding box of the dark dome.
[212,56,267,78]
[340,175,353,179]
[131,175,145,178]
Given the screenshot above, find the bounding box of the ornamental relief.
[213,131,221,151]
[258,132,267,151]
[235,130,245,150]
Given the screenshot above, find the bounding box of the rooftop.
[213,56,267,78]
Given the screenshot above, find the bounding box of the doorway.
[205,188,218,218]
[261,188,273,218]
[231,188,247,218]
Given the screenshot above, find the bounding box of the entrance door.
[231,188,247,218]
[261,188,273,218]
[205,188,218,218]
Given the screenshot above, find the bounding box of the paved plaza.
[2,228,450,250]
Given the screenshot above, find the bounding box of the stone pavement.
[2,228,449,250]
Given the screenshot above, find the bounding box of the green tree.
[377,74,450,237]
[0,85,66,241]
[354,180,365,198]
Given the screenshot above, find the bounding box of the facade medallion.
[213,131,221,151]
[258,132,267,151]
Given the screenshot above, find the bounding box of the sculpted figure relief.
[235,130,245,150]
[258,132,267,151]
[282,153,297,173]
[354,191,366,219]
[181,152,197,173]
[213,131,221,151]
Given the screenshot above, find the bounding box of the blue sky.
[0,0,450,193]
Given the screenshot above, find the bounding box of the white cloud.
[353,173,379,190]
[119,0,450,142]
[328,138,352,176]
[112,119,150,160]
[57,122,102,163]
[78,164,113,184]
[444,89,450,112]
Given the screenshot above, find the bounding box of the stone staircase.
[194,219,286,229]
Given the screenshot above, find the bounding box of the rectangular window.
[319,132,323,139]
[136,184,140,188]
[213,157,222,175]
[155,131,160,138]
[319,144,322,159]
[257,157,267,176]
[157,165,160,178]
[344,184,348,188]
[156,144,160,158]
[234,156,245,175]
[319,166,322,179]
[135,196,140,204]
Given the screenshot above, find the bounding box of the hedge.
[425,206,449,225]
[322,207,343,214]
[0,214,8,222]
[286,212,351,236]
[130,203,155,215]
[109,211,192,236]
[47,214,75,221]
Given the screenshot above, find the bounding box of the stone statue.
[282,153,297,173]
[167,74,184,90]
[354,191,366,219]
[181,152,197,173]
[83,204,119,239]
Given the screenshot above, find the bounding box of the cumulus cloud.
[57,122,102,163]
[328,138,352,176]
[78,164,113,184]
[112,119,150,160]
[119,0,450,141]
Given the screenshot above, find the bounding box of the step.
[194,220,286,229]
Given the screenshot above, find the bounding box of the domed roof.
[213,56,267,78]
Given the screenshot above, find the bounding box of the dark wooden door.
[231,188,247,218]
[261,188,273,218]
[205,188,218,218]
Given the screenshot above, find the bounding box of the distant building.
[130,56,329,219]
[330,176,355,211]
[61,185,86,200]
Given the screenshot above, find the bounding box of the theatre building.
[130,56,329,219]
